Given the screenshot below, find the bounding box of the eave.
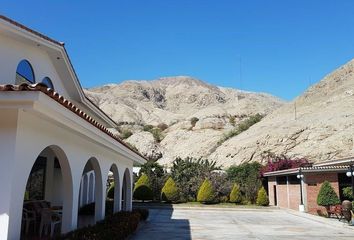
[0,83,147,164]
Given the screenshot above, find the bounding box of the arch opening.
[105,164,120,215]
[77,157,103,228]
[20,145,73,239]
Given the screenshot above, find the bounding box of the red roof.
[0,83,146,161]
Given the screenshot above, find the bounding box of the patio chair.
[39,208,61,238]
[22,208,36,234]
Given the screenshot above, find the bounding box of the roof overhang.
[0,84,147,164]
[0,15,117,128]
[263,166,349,177]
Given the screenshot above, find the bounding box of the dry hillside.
[209,59,354,167]
[85,76,284,166]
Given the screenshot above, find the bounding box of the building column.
[302,175,307,212]
[286,176,290,209]
[95,171,106,222]
[113,173,121,213]
[1,110,21,239]
[0,170,12,239]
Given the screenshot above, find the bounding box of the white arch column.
[0,110,18,239]
[110,164,121,213]
[81,158,105,223]
[122,168,133,211]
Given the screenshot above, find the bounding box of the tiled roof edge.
[0,15,64,46]
[0,83,146,161]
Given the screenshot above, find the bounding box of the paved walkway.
[129,207,354,240]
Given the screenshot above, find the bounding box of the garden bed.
[61,208,148,240]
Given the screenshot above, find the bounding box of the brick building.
[264,158,354,214]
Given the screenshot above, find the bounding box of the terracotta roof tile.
[0,83,146,161]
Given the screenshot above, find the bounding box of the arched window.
[42,77,54,90]
[16,60,35,84]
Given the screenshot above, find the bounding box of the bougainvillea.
[260,152,310,176]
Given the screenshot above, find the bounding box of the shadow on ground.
[131,203,191,240]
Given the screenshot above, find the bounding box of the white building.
[0,15,146,239]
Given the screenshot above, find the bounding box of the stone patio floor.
[129,206,354,240]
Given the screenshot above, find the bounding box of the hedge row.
[62,209,146,240]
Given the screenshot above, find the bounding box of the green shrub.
[79,201,114,216]
[134,208,149,221]
[217,114,263,145]
[142,125,164,142]
[219,196,229,203]
[105,200,114,216]
[107,183,115,199]
[143,124,154,132]
[229,115,236,126]
[150,128,163,142]
[121,129,133,139]
[197,179,215,203]
[226,162,262,204]
[139,161,165,200]
[133,174,153,201]
[63,211,141,240]
[229,184,242,203]
[190,117,199,127]
[24,191,29,201]
[171,157,219,201]
[256,187,269,206]
[317,181,340,206]
[343,186,353,201]
[161,177,180,202]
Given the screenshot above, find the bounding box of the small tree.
[226,162,262,203]
[229,184,241,203]
[107,183,115,199]
[133,174,153,202]
[161,177,180,203]
[343,186,353,201]
[317,181,340,207]
[256,187,269,206]
[121,129,133,139]
[143,124,154,132]
[197,179,215,203]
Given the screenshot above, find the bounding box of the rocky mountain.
[85,76,284,166]
[209,59,354,167]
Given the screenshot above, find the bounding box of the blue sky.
[2,1,354,100]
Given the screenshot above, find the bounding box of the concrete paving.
[130,207,354,240]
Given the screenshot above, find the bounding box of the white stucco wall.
[0,19,144,240]
[0,100,135,239]
[0,34,70,98]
